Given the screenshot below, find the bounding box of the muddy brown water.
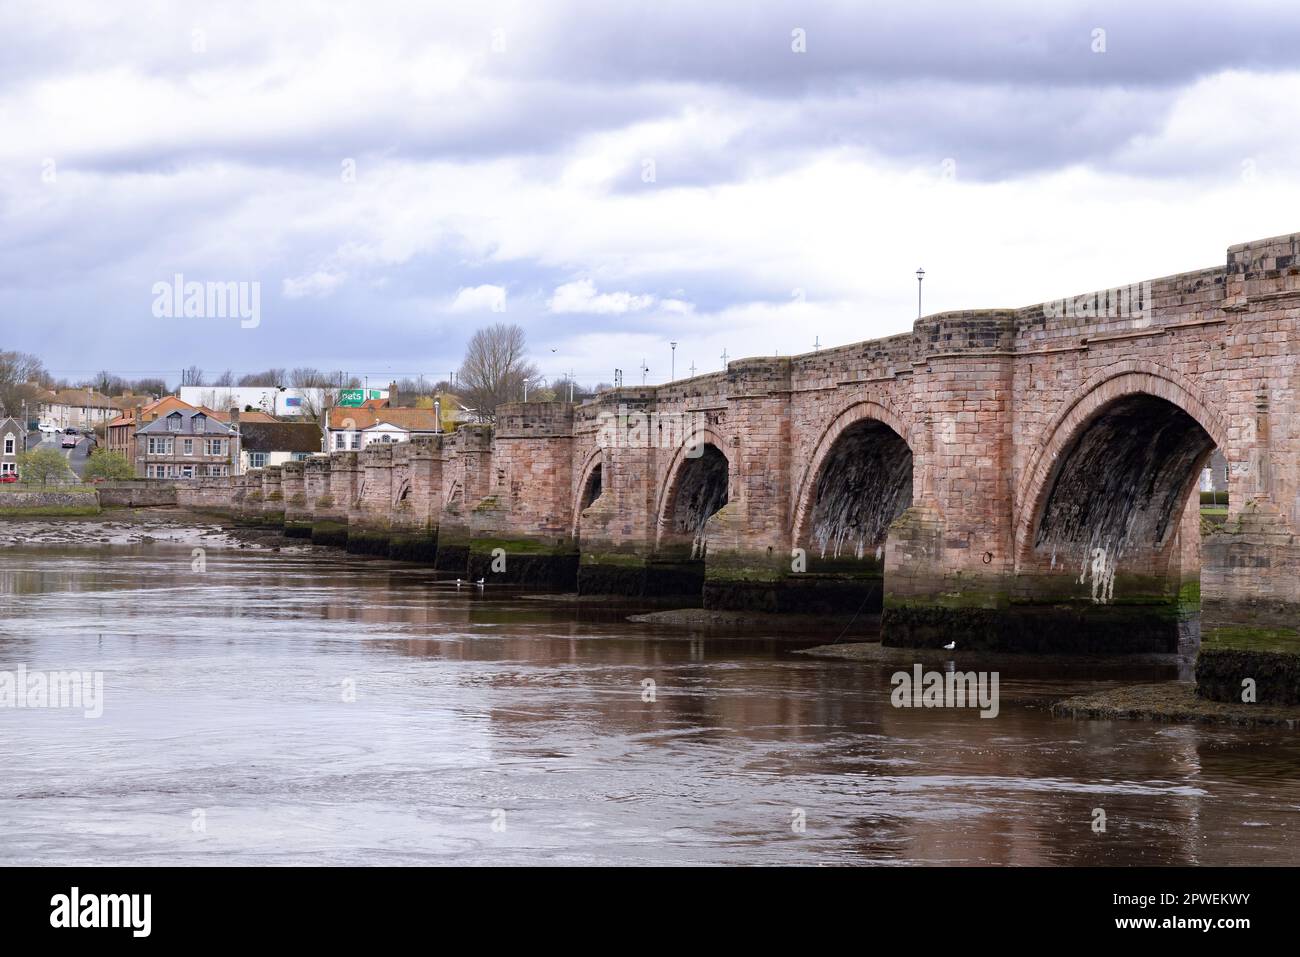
[1,519,1298,865]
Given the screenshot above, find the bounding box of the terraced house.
[134,407,240,479]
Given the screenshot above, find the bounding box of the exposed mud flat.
[1053,682,1300,728]
[0,507,308,553]
[629,607,880,639]
[797,639,1191,671]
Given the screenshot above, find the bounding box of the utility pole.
[670,341,677,381]
[720,348,729,370]
[813,336,821,351]
[688,361,696,377]
[639,360,649,385]
[916,267,925,319]
[567,369,575,403]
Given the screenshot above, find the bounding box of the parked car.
[0,473,17,483]
[63,427,79,434]
[61,434,79,448]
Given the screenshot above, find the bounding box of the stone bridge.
[179,231,1300,654]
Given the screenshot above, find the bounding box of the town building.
[179,385,389,419]
[238,421,322,472]
[39,388,121,431]
[134,407,240,479]
[0,415,24,478]
[323,406,441,452]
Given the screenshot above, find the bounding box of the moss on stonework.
[1203,625,1300,653]
[470,536,576,557]
[311,521,349,547]
[0,504,101,517]
[347,528,392,556]
[388,533,438,563]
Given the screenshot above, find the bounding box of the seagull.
[455,578,462,588]
[943,641,956,651]
[475,577,485,586]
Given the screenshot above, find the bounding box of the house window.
[206,439,224,456]
[183,439,193,455]
[180,465,194,479]
[3,434,13,455]
[192,414,206,433]
[334,432,346,450]
[249,452,268,468]
[291,452,311,461]
[152,465,167,478]
[350,433,360,450]
[167,413,182,431]
[1,463,15,475]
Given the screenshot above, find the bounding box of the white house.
[0,416,24,478]
[324,407,440,451]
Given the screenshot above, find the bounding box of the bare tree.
[457,323,539,422]
[128,377,167,397]
[238,368,286,387]
[92,370,125,394]
[213,369,235,387]
[181,366,204,387]
[288,367,357,421]
[0,350,49,417]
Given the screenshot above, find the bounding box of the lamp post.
[670,341,677,381]
[916,267,925,319]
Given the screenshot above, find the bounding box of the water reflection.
[1,541,1298,866]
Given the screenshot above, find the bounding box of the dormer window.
[192,414,206,433]
[167,412,183,432]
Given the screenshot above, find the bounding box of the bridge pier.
[467,403,580,588]
[312,451,356,547]
[281,460,311,537]
[348,444,394,555]
[387,437,440,562]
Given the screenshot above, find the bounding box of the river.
[2,519,1298,865]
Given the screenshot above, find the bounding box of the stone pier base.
[347,523,392,557]
[388,528,438,563]
[578,553,705,601]
[469,536,579,589]
[881,599,1195,655]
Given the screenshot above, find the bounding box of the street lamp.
[916,267,925,319]
[670,341,677,381]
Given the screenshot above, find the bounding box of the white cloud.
[282,269,345,299]
[448,284,507,313]
[548,278,656,314]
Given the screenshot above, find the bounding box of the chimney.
[230,406,240,432]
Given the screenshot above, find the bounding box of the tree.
[457,323,539,422]
[0,350,49,418]
[16,448,73,486]
[213,369,235,387]
[181,366,204,387]
[84,448,135,481]
[92,370,125,395]
[238,368,286,387]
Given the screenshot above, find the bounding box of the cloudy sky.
[3,0,1300,389]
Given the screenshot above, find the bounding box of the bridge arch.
[571,446,606,539]
[791,397,919,553]
[1013,364,1227,590]
[653,427,731,556]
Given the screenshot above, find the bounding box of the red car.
[0,473,17,483]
